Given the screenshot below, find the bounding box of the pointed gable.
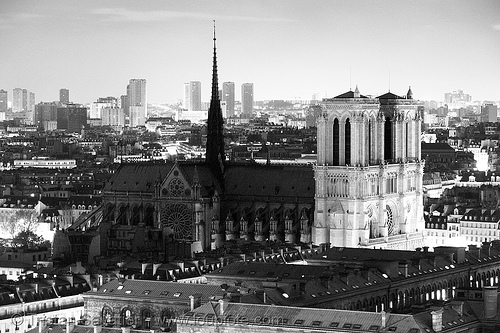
[377,92,404,99]
[160,162,221,199]
[333,90,368,99]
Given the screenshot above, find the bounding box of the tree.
[11,230,50,250]
[5,210,39,239]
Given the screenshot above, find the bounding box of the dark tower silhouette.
[205,21,225,186]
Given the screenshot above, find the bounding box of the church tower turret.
[205,21,225,187]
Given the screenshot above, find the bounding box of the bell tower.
[313,88,424,250]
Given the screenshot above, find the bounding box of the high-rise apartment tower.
[241,83,254,118]
[222,82,235,117]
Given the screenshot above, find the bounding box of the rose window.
[169,178,184,197]
[161,203,192,239]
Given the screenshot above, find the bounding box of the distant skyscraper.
[102,107,125,127]
[0,90,7,113]
[444,89,471,104]
[12,88,23,112]
[127,79,147,127]
[12,88,33,114]
[120,95,129,116]
[481,104,498,123]
[241,83,254,118]
[90,97,118,119]
[222,82,235,117]
[35,102,58,129]
[22,89,28,112]
[60,89,69,104]
[183,81,202,111]
[57,104,87,132]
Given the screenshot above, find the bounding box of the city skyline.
[1,0,499,105]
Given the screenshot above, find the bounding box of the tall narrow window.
[333,119,339,165]
[368,120,372,164]
[345,119,351,165]
[405,122,409,159]
[384,117,392,161]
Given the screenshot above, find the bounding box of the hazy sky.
[1,0,499,104]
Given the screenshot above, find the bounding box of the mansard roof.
[86,278,225,302]
[206,261,329,281]
[182,302,423,332]
[224,164,314,199]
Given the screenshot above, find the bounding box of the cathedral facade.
[313,87,425,250]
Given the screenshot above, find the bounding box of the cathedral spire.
[211,20,219,103]
[206,20,225,187]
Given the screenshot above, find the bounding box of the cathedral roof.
[103,163,173,193]
[224,164,314,199]
[103,162,222,197]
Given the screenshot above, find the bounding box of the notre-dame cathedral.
[96,29,424,257]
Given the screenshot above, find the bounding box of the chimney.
[35,283,39,294]
[66,318,75,333]
[153,263,161,276]
[468,244,481,258]
[450,301,463,317]
[93,326,102,333]
[431,308,443,332]
[380,310,386,328]
[422,246,429,255]
[411,259,421,270]
[398,261,409,277]
[481,242,491,257]
[38,318,47,333]
[121,326,131,333]
[218,299,227,316]
[427,256,436,268]
[483,286,498,318]
[189,294,202,311]
[98,274,103,286]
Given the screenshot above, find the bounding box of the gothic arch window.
[405,122,409,159]
[120,307,133,327]
[161,309,174,328]
[384,117,392,161]
[102,306,113,326]
[386,205,395,235]
[333,118,339,166]
[141,309,152,329]
[368,119,372,164]
[144,205,155,227]
[345,118,351,165]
